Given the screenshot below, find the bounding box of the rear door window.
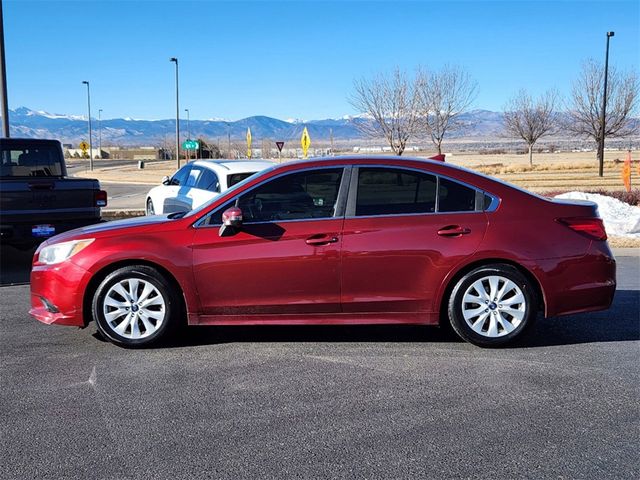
[356,167,437,216]
[170,165,191,186]
[195,169,220,192]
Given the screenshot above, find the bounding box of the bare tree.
[349,68,421,155]
[417,65,478,155]
[566,59,639,173]
[503,89,558,166]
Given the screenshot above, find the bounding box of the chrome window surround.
[192,163,500,227]
[193,165,352,228]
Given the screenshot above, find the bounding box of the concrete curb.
[613,248,640,257]
[102,209,145,219]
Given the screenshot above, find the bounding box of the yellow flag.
[246,128,252,159]
[622,150,631,192]
[301,127,311,159]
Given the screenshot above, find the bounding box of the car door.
[191,166,349,317]
[163,164,192,213]
[341,166,488,314]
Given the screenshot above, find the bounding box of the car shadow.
[510,289,639,348]
[146,289,639,349]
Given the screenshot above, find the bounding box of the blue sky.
[4,0,639,120]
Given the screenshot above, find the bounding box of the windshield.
[227,171,257,187]
[184,165,277,218]
[0,142,64,177]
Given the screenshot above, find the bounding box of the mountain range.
[7,107,508,147]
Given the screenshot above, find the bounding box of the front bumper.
[29,259,91,327]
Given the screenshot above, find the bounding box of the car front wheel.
[447,264,537,347]
[92,265,179,347]
[146,198,155,215]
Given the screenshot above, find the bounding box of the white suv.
[145,159,274,215]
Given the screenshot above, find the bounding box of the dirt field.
[71,150,640,192]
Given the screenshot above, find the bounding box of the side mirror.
[162,175,171,185]
[219,206,243,237]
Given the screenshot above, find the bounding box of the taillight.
[557,217,607,241]
[95,190,108,208]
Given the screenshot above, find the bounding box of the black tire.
[447,264,537,347]
[92,265,181,348]
[146,198,155,215]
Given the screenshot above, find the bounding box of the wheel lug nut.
[485,309,489,312]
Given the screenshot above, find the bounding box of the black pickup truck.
[0,138,106,249]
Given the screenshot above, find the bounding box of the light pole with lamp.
[98,108,102,159]
[81,80,93,170]
[185,108,190,160]
[169,57,180,168]
[598,31,614,178]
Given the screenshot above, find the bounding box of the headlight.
[38,239,95,265]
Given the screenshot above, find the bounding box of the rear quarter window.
[438,177,477,212]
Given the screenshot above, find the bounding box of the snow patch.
[555,192,640,239]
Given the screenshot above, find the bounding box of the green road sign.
[182,139,199,150]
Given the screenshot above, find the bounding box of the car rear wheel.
[146,198,155,215]
[92,265,179,347]
[447,264,536,347]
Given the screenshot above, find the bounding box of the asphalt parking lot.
[0,254,638,479]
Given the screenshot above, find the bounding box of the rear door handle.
[306,234,339,246]
[437,225,471,237]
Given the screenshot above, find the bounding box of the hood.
[43,214,174,245]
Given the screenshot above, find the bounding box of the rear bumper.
[535,241,616,318]
[29,260,91,327]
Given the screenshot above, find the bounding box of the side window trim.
[345,164,495,219]
[194,165,351,228]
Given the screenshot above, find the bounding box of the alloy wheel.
[102,278,166,339]
[461,275,526,338]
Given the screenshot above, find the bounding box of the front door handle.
[306,234,339,246]
[437,225,471,237]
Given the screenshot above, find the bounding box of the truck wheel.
[146,198,155,215]
[447,264,536,347]
[92,265,179,347]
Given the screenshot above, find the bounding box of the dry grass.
[607,236,640,248]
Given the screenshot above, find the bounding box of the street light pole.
[185,108,190,140]
[598,31,614,178]
[98,108,102,159]
[0,0,10,138]
[170,57,180,168]
[82,80,93,171]
[185,108,190,161]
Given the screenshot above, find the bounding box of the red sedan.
[30,156,616,347]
